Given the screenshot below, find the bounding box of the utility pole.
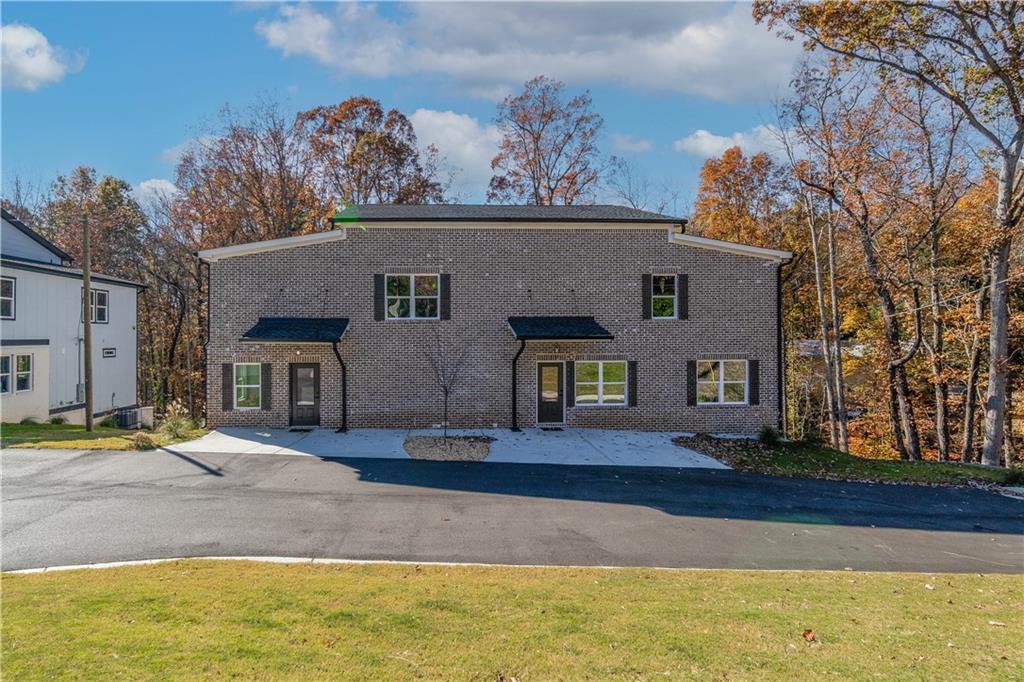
[82,212,94,432]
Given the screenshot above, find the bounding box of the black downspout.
[511,338,526,431]
[332,340,348,432]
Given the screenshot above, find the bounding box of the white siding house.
[1,209,142,424]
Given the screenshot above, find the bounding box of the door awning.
[507,316,614,341]
[240,317,349,343]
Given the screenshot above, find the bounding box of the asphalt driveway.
[2,447,1022,573]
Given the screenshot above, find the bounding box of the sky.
[1,1,803,212]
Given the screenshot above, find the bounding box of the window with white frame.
[233,363,261,409]
[90,289,109,323]
[15,354,32,392]
[1,277,15,320]
[696,359,747,404]
[386,274,439,319]
[0,355,10,394]
[651,274,676,319]
[575,360,627,405]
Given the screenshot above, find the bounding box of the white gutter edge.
[198,229,347,263]
[670,232,792,262]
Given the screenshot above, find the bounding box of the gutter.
[510,339,527,431]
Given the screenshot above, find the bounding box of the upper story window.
[386,274,439,319]
[82,288,109,324]
[652,274,677,319]
[0,356,10,394]
[575,360,627,406]
[15,354,32,392]
[233,363,261,410]
[0,276,14,320]
[697,359,747,405]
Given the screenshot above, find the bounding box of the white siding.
[1,218,62,265]
[0,264,138,416]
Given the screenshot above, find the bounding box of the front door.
[537,362,564,424]
[289,363,320,427]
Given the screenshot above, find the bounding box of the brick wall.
[207,227,781,433]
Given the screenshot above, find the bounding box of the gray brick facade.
[206,226,782,433]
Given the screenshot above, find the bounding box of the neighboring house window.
[575,361,627,405]
[0,276,14,320]
[81,288,110,323]
[0,356,10,394]
[233,363,261,409]
[652,274,676,319]
[15,354,32,392]
[386,274,439,319]
[696,359,747,404]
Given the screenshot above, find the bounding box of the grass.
[0,422,206,451]
[678,436,1023,487]
[2,561,1020,680]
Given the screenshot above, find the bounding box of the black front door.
[290,363,320,427]
[537,363,564,424]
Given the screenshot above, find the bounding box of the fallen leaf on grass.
[988,620,1006,627]
[802,629,817,643]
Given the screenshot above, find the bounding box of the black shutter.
[373,274,385,321]
[686,360,697,406]
[641,274,652,320]
[628,360,638,407]
[261,363,273,410]
[565,361,575,407]
[222,363,233,411]
[440,274,451,320]
[748,360,760,405]
[679,274,689,320]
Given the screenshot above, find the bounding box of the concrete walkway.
[169,427,728,469]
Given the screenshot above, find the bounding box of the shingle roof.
[0,257,145,288]
[507,316,614,340]
[1,208,73,263]
[331,204,684,224]
[240,317,350,343]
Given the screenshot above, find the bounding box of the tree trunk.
[960,259,989,462]
[928,225,949,461]
[825,204,849,452]
[981,235,1012,466]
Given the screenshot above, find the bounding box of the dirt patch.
[404,435,496,462]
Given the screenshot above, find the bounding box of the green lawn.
[0,422,206,450]
[2,561,1021,680]
[677,436,1023,487]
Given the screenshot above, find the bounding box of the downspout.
[331,340,348,432]
[511,339,526,431]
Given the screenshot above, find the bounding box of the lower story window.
[697,359,747,404]
[575,360,627,405]
[234,363,261,409]
[0,356,10,394]
[15,354,32,392]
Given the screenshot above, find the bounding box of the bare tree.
[423,327,472,440]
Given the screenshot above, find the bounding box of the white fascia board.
[197,229,347,263]
[347,221,683,230]
[670,232,792,262]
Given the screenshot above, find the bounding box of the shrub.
[19,416,37,425]
[1004,468,1024,486]
[98,415,119,429]
[49,415,67,425]
[758,426,781,446]
[132,431,158,450]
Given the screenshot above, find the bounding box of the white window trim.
[0,355,11,394]
[574,360,628,407]
[91,289,109,324]
[696,359,748,405]
[0,276,15,320]
[14,353,33,393]
[651,273,677,320]
[233,362,262,411]
[385,273,441,320]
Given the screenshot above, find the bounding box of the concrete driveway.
[170,427,728,468]
[2,447,1022,573]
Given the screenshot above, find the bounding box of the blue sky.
[2,2,801,210]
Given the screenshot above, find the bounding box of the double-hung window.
[386,274,439,319]
[696,360,747,404]
[233,363,261,409]
[90,289,109,323]
[0,356,10,394]
[575,360,627,406]
[651,274,676,319]
[1,277,15,320]
[15,354,32,392]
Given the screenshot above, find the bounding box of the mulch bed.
[404,435,496,462]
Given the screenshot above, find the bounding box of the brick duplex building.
[199,205,791,433]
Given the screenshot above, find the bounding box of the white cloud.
[160,135,216,166]
[133,178,178,215]
[254,3,800,103]
[673,125,788,159]
[408,108,501,200]
[611,133,654,153]
[1,23,84,91]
